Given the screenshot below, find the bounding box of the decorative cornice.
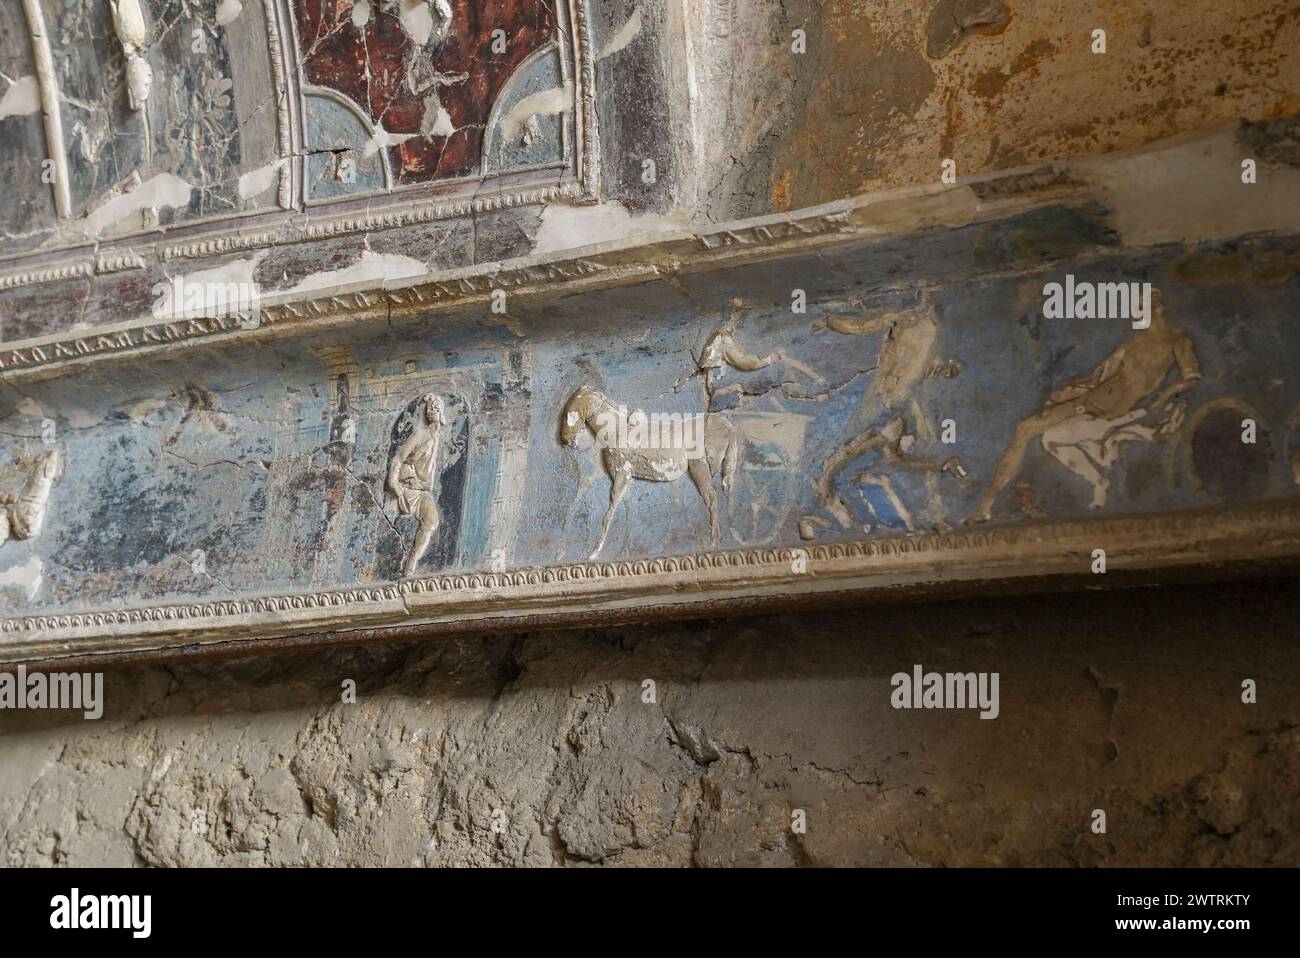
[0,174,1091,377]
[155,178,587,264]
[0,315,245,371]
[4,500,1299,665]
[0,260,94,290]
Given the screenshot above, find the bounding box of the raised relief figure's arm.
[721,337,776,371]
[1048,348,1123,406]
[1151,335,1202,410]
[387,434,415,501]
[813,309,907,336]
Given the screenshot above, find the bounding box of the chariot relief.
[558,299,832,559]
[560,386,740,559]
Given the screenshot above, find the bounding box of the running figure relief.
[811,290,966,534]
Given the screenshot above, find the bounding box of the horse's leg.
[556,462,597,560]
[705,416,740,493]
[720,426,740,494]
[591,468,630,559]
[688,457,720,545]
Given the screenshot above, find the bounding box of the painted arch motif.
[0,0,583,260]
[292,0,569,193]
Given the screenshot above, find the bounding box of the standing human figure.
[387,393,447,576]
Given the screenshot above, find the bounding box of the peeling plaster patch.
[533,201,684,255]
[155,255,264,319]
[926,0,1011,59]
[1083,129,1300,248]
[15,398,44,419]
[215,0,243,26]
[238,158,286,199]
[365,122,417,157]
[420,93,454,138]
[0,557,43,602]
[64,407,105,430]
[398,0,435,45]
[127,398,168,424]
[482,314,525,338]
[283,250,427,296]
[352,0,371,29]
[79,173,193,239]
[1170,247,1300,286]
[501,80,572,143]
[1238,115,1300,170]
[597,8,642,61]
[0,75,40,120]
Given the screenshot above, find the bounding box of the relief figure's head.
[1147,287,1167,330]
[422,393,446,426]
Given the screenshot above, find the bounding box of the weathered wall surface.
[1,580,1296,867]
[688,0,1300,219]
[2,1,1297,336]
[1,2,1297,868]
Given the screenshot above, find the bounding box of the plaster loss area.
[1,582,1297,867]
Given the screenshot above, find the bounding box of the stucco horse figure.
[560,386,740,559]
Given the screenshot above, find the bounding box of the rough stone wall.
[2,579,1296,867]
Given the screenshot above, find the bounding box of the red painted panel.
[294,0,557,184]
